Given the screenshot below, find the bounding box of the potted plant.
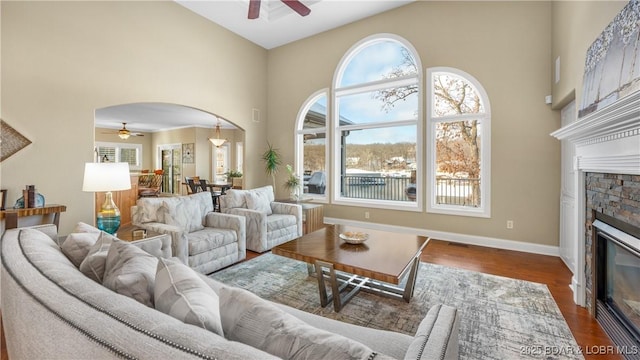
[261,142,281,188]
[225,169,243,188]
[284,164,301,201]
[225,169,243,178]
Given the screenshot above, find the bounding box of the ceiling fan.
[102,122,144,140]
[248,0,311,20]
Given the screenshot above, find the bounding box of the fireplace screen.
[595,218,640,348]
[605,236,640,341]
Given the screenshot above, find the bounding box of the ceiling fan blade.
[248,0,261,19]
[281,0,310,17]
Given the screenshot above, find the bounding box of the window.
[427,68,491,217]
[296,90,328,200]
[333,35,421,210]
[294,36,491,218]
[96,142,142,170]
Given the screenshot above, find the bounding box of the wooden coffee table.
[272,224,429,311]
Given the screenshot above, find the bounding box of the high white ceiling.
[95,1,414,133]
[175,0,414,49]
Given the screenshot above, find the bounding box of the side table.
[0,204,67,230]
[301,203,324,234]
[276,199,324,234]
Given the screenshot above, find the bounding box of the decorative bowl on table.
[339,231,369,245]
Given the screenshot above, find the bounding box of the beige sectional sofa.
[1,224,460,359]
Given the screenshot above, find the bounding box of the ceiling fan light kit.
[103,122,144,139]
[248,0,310,20]
[118,130,130,140]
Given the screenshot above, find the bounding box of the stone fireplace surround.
[552,90,640,311]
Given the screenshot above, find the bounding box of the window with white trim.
[427,68,491,217]
[295,91,328,200]
[332,35,422,210]
[96,141,142,170]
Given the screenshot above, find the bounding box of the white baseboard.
[324,217,560,257]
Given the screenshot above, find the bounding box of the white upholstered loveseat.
[1,223,460,359]
[131,191,246,274]
[219,185,303,253]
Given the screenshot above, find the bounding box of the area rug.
[211,253,583,359]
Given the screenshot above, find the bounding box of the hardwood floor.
[0,239,616,359]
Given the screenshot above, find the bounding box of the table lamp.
[82,162,131,234]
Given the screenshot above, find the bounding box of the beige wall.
[551,1,627,108]
[267,1,561,246]
[1,1,268,234]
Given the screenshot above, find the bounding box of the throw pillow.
[79,232,117,282]
[219,286,378,360]
[135,197,166,224]
[161,198,205,233]
[244,191,272,215]
[155,257,224,336]
[102,240,158,307]
[221,189,247,209]
[61,232,102,267]
[72,221,102,233]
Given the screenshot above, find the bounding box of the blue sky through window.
[338,40,418,145]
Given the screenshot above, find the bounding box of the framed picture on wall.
[182,143,194,163]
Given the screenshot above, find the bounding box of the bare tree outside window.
[374,56,484,208]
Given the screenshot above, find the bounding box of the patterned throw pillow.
[221,189,247,209]
[155,257,224,336]
[61,232,102,267]
[102,240,158,307]
[79,232,117,282]
[72,221,102,234]
[219,286,378,360]
[245,191,272,215]
[161,197,205,233]
[135,197,167,224]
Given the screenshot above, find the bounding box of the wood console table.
[0,204,67,230]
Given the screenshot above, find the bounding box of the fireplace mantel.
[551,90,640,175]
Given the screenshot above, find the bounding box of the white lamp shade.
[82,162,132,192]
[209,138,226,147]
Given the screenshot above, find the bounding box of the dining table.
[202,182,232,212]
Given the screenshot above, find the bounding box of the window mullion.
[431,113,487,123]
[338,119,417,132]
[336,76,418,97]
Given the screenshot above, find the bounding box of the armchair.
[138,173,163,197]
[131,191,246,274]
[219,185,302,253]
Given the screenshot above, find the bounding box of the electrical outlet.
[507,220,514,229]
[365,211,370,219]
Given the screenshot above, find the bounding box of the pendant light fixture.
[209,120,226,147]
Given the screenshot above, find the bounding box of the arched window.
[332,34,422,210]
[295,90,329,200]
[427,68,491,217]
